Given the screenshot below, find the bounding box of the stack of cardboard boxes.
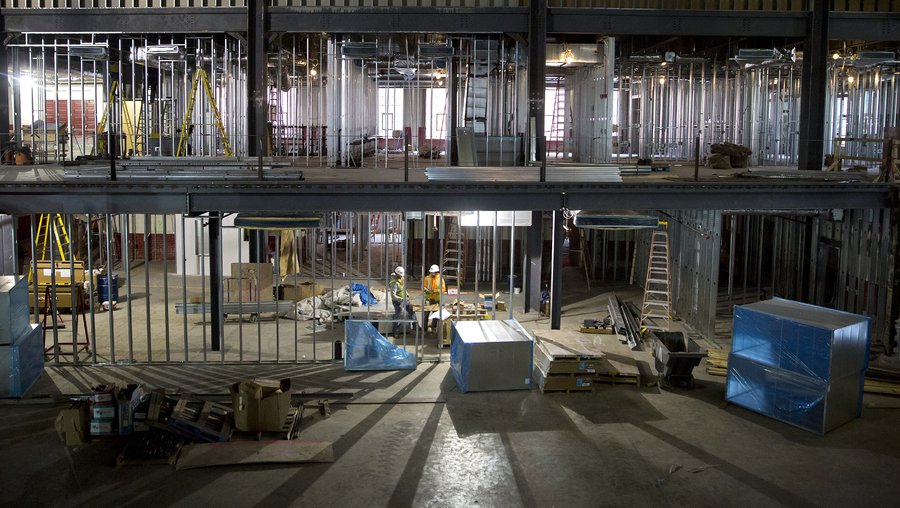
[0,276,44,397]
[88,383,148,437]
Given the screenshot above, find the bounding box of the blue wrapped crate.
[0,324,45,397]
[344,320,416,371]
[732,298,870,382]
[451,320,533,393]
[726,354,864,434]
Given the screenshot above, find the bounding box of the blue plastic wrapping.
[732,298,870,382]
[726,354,864,434]
[450,320,533,393]
[343,320,415,371]
[0,324,45,397]
[349,283,377,306]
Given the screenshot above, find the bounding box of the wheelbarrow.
[652,331,707,387]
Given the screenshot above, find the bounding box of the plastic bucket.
[98,274,119,302]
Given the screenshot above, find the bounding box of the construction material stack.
[725,298,870,434]
[0,276,43,397]
[451,320,533,393]
[532,330,641,392]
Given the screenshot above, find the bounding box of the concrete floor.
[4,267,900,506]
[3,360,900,507]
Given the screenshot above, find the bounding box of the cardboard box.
[230,262,274,289]
[282,281,327,302]
[92,405,116,420]
[231,378,292,432]
[117,384,146,435]
[90,420,115,436]
[0,276,30,345]
[91,383,120,403]
[55,402,90,446]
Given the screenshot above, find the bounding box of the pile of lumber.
[706,348,729,376]
[533,330,642,393]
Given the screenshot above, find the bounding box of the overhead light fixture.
[561,48,575,65]
[69,45,108,60]
[145,44,184,57]
[832,52,841,60]
[658,76,666,84]
[847,75,855,84]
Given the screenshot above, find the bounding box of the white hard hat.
[429,264,440,273]
[394,266,405,277]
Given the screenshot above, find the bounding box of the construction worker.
[389,266,416,336]
[422,264,446,305]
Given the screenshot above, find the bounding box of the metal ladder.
[441,218,465,291]
[640,226,672,331]
[36,213,72,262]
[549,77,566,157]
[463,39,496,135]
[177,69,233,157]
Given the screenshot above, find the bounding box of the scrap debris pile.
[55,379,334,468]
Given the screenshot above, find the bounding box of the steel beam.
[529,0,547,176]
[0,8,245,33]
[0,182,890,214]
[1,7,893,40]
[0,39,9,156]
[524,210,542,314]
[548,8,807,37]
[267,7,528,34]
[209,212,222,352]
[798,0,828,171]
[550,209,563,329]
[830,12,900,41]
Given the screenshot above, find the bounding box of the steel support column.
[448,44,458,165]
[209,213,223,352]
[247,0,267,261]
[524,210,542,313]
[0,37,9,157]
[798,0,828,171]
[247,0,267,159]
[529,0,547,178]
[550,209,563,329]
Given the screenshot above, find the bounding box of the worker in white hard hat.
[422,264,446,305]
[389,266,415,336]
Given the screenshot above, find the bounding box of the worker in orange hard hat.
[422,264,446,305]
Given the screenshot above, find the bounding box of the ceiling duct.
[418,43,454,59]
[341,42,378,58]
[69,45,108,60]
[626,55,663,63]
[734,48,778,64]
[547,43,601,66]
[850,51,897,67]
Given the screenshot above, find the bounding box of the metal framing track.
[0,181,892,214]
[2,8,897,40]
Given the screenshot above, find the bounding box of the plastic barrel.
[98,274,119,302]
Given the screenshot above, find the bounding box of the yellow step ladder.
[36,213,73,262]
[177,69,233,157]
